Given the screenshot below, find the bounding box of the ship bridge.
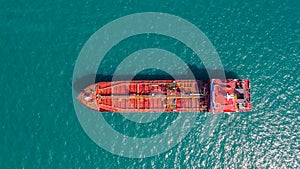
[210,79,252,113]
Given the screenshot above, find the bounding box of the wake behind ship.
[78,79,252,113]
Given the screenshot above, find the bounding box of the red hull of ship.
[78,79,252,113]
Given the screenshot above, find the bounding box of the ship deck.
[78,79,252,113]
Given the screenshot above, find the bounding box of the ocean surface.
[1,0,299,168]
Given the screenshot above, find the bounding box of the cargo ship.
[78,79,252,113]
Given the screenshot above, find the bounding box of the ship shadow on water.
[72,65,239,138]
[72,64,239,93]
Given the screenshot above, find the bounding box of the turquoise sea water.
[1,0,299,168]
